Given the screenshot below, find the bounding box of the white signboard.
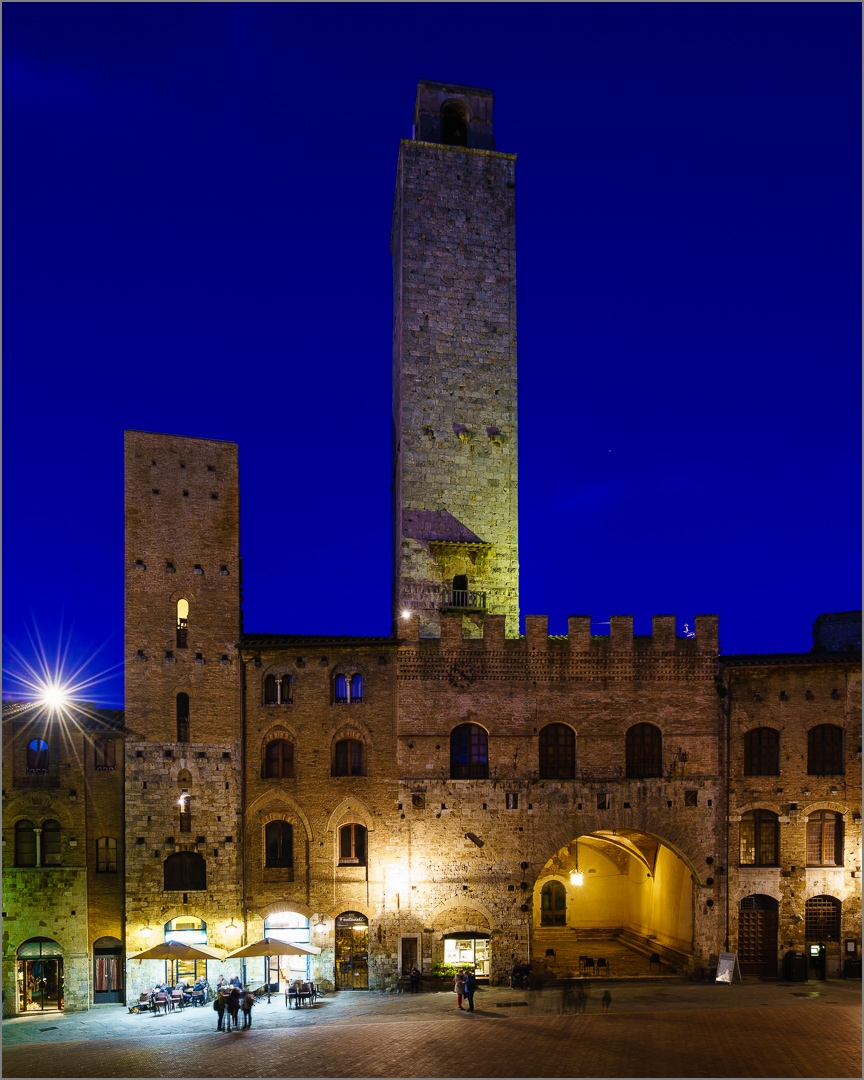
[715,951,742,984]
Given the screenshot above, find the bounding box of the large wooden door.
[401,937,418,975]
[738,895,778,975]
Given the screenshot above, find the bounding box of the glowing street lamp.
[569,869,584,887]
[400,610,412,620]
[40,683,69,711]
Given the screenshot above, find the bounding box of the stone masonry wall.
[392,139,519,637]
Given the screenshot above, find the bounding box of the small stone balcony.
[440,589,486,612]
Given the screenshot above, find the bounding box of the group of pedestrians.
[454,968,478,1011]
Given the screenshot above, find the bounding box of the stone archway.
[531,831,697,977]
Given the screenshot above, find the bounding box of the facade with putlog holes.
[2,81,860,1013]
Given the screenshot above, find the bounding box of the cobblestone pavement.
[3,979,861,1077]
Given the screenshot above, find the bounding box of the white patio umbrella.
[128,941,226,961]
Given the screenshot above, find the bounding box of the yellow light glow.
[570,870,584,887]
[140,925,153,940]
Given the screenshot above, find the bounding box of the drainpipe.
[240,651,248,950]
[723,666,732,952]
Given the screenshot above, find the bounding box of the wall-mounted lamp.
[225,919,241,936]
[140,925,153,940]
[569,869,584,887]
[313,914,327,931]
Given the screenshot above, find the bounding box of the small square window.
[183,490,189,497]
[152,488,160,495]
[220,566,230,575]
[222,752,231,759]
[224,836,233,843]
[210,492,219,500]
[136,837,145,845]
[685,790,698,806]
[194,564,203,574]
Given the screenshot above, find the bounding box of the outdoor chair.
[583,957,596,976]
[300,981,315,1005]
[578,956,589,974]
[138,991,154,1012]
[153,991,171,1014]
[596,957,609,976]
[286,980,303,1008]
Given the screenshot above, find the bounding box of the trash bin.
[843,959,862,979]
[783,950,808,982]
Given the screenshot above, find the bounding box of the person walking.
[454,969,466,1009]
[464,969,478,1012]
[409,967,421,993]
[601,989,612,1015]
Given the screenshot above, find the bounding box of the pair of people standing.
[455,969,477,1011]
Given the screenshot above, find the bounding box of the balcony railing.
[441,589,486,612]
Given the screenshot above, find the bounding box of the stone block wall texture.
[123,432,245,1003]
[392,135,519,638]
[724,658,862,976]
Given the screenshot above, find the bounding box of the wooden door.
[401,938,418,975]
[738,896,778,974]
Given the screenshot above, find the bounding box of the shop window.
[334,739,364,777]
[806,811,844,866]
[94,738,117,770]
[538,723,575,780]
[163,850,206,891]
[176,693,190,742]
[264,674,293,705]
[41,820,61,866]
[739,809,779,866]
[625,723,662,778]
[339,823,367,865]
[540,880,567,926]
[807,725,844,775]
[265,821,293,868]
[743,727,779,775]
[263,739,295,779]
[804,895,841,942]
[176,599,189,649]
[450,723,489,779]
[27,739,49,773]
[334,673,363,704]
[97,837,118,873]
[15,820,36,867]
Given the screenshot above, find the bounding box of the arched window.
[265,821,293,868]
[804,895,841,941]
[94,738,117,769]
[807,811,844,866]
[163,850,206,891]
[625,723,662,778]
[539,724,576,780]
[15,820,36,867]
[441,103,468,146]
[334,673,363,704]
[97,837,118,873]
[264,739,294,779]
[176,693,190,742]
[264,674,292,705]
[743,728,779,775]
[41,820,61,866]
[176,599,189,649]
[178,790,191,832]
[27,739,49,773]
[339,823,367,865]
[450,723,489,780]
[334,739,363,777]
[540,880,567,926]
[739,810,779,866]
[807,725,844,775]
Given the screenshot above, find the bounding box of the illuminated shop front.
[17,938,64,1012]
[164,917,208,985]
[335,911,369,989]
[264,912,312,989]
[443,932,490,978]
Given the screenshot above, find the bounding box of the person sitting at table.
[174,981,192,1005]
[216,974,226,989]
[229,975,242,989]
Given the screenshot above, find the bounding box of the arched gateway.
[531,832,697,976]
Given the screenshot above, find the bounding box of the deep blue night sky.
[3,4,861,708]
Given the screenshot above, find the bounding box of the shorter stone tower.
[123,431,244,995]
[393,81,519,639]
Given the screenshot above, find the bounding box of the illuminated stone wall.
[723,651,862,976]
[392,84,519,638]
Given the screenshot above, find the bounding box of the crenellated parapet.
[397,612,719,682]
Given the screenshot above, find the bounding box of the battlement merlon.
[398,612,720,653]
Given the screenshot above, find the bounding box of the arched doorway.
[93,936,124,1004]
[164,917,208,986]
[738,895,778,975]
[264,912,311,990]
[533,832,695,975]
[334,912,369,989]
[17,938,64,1012]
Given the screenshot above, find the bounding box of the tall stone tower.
[123,431,244,994]
[392,80,519,638]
